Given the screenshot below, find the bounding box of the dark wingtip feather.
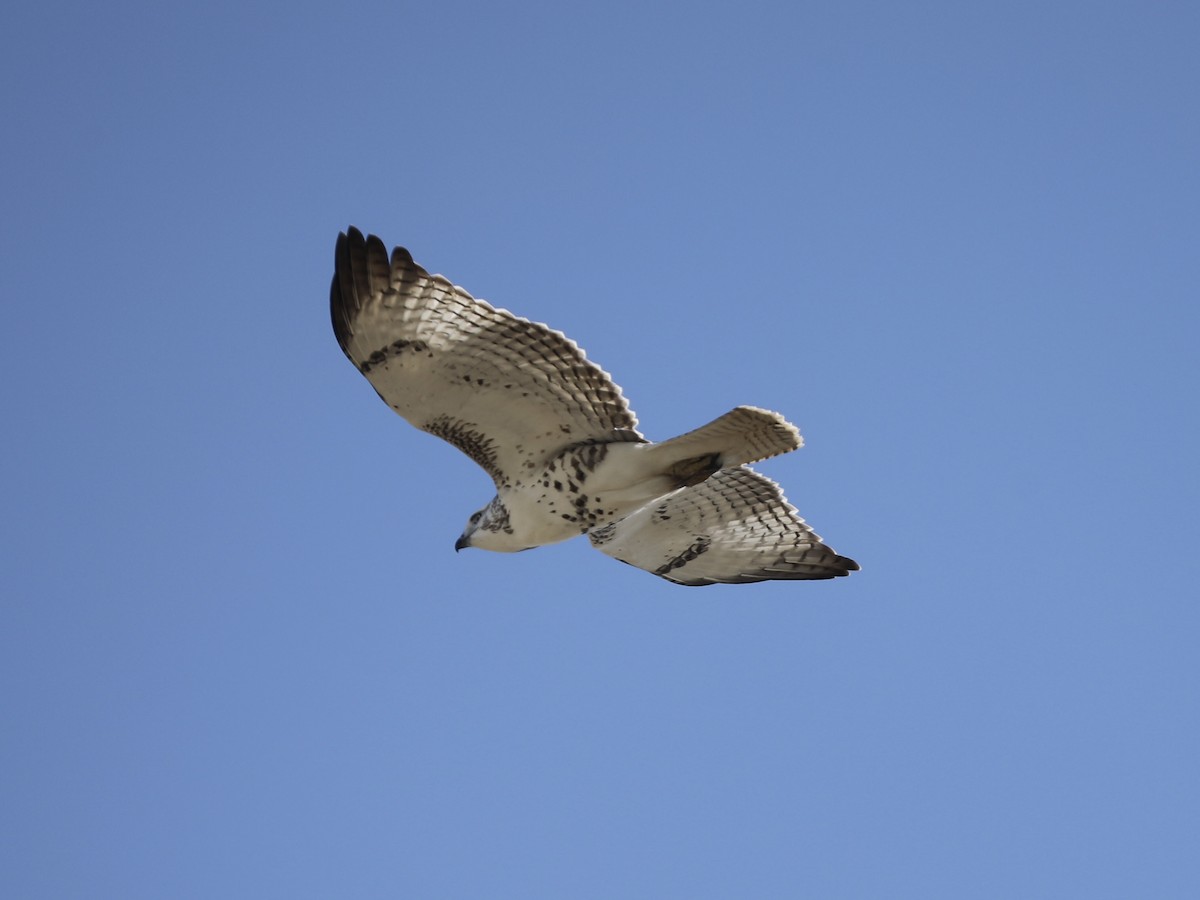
[330,229,355,356]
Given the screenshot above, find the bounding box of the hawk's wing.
[331,228,643,487]
[589,467,859,586]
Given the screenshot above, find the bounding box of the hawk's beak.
[454,534,470,553]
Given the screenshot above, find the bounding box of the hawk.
[331,227,859,585]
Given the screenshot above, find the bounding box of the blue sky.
[3,1,1197,897]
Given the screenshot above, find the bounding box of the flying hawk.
[331,227,859,585]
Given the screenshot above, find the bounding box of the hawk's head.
[455,496,526,553]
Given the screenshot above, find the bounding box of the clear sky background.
[3,1,1197,897]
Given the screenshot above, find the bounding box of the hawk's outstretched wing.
[589,467,859,586]
[331,228,643,487]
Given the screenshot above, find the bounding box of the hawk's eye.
[470,511,482,524]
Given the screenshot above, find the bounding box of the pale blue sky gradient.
[3,1,1198,897]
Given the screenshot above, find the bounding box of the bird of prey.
[330,227,859,585]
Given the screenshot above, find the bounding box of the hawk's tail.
[645,406,802,487]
